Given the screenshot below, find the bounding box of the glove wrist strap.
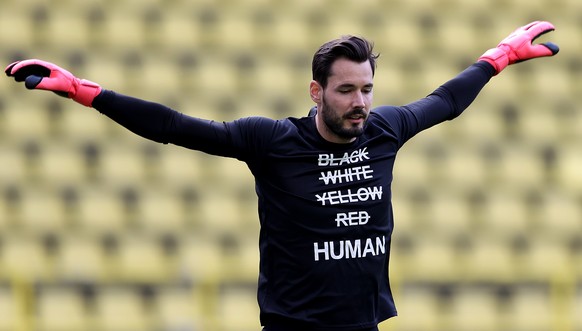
[478,48,509,75]
[71,79,102,107]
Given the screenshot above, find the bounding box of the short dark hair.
[312,35,379,88]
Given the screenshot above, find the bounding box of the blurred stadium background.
[0,0,581,330]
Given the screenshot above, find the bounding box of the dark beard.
[321,98,366,140]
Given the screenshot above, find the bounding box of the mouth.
[345,111,367,124]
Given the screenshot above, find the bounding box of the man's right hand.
[5,59,102,107]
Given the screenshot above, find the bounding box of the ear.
[310,80,322,104]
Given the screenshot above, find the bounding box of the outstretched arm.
[4,59,274,158]
[376,21,559,145]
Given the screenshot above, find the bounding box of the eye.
[362,86,373,94]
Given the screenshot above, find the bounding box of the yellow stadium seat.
[392,152,432,191]
[135,188,187,234]
[54,234,110,282]
[93,287,152,331]
[154,146,204,186]
[392,286,442,331]
[447,287,501,331]
[574,288,582,330]
[0,10,35,49]
[153,286,206,331]
[425,191,472,235]
[36,286,89,331]
[83,57,128,93]
[0,287,22,331]
[536,191,582,237]
[59,105,110,141]
[554,146,582,194]
[196,58,238,99]
[44,11,90,50]
[3,102,51,140]
[37,144,86,186]
[403,237,460,282]
[441,148,489,188]
[519,238,571,282]
[179,234,223,282]
[216,15,256,52]
[98,144,147,186]
[76,187,128,234]
[0,146,26,184]
[19,189,67,233]
[496,146,545,191]
[505,285,552,331]
[480,190,529,237]
[101,12,146,50]
[461,237,516,282]
[221,237,260,283]
[113,234,175,283]
[0,235,53,280]
[218,286,261,331]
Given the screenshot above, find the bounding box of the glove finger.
[23,76,71,99]
[4,61,20,76]
[522,21,541,31]
[541,42,560,55]
[9,64,52,82]
[525,43,558,60]
[528,21,555,41]
[25,75,44,89]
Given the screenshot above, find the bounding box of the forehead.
[328,58,373,87]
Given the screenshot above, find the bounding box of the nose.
[353,91,366,108]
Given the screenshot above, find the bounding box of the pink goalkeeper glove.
[479,21,559,75]
[5,59,102,107]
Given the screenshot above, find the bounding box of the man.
[6,21,558,331]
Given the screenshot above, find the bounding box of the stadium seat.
[0,235,53,281]
[153,286,206,331]
[59,104,110,141]
[135,187,188,234]
[0,9,35,50]
[505,285,552,331]
[519,237,572,282]
[93,286,152,331]
[3,102,51,141]
[36,286,89,331]
[536,190,582,237]
[178,234,223,282]
[0,146,26,185]
[447,286,501,331]
[479,190,529,238]
[424,190,473,235]
[113,234,176,283]
[97,144,147,186]
[392,285,443,331]
[44,11,90,50]
[0,286,21,331]
[218,286,261,331]
[402,236,460,282]
[101,11,146,51]
[574,287,582,331]
[36,143,86,186]
[461,237,516,282]
[19,188,67,233]
[54,234,110,282]
[197,189,243,234]
[76,186,128,234]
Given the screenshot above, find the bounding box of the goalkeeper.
[6,21,558,331]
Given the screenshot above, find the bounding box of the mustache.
[344,108,367,118]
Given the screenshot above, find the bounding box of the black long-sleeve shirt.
[92,61,495,331]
